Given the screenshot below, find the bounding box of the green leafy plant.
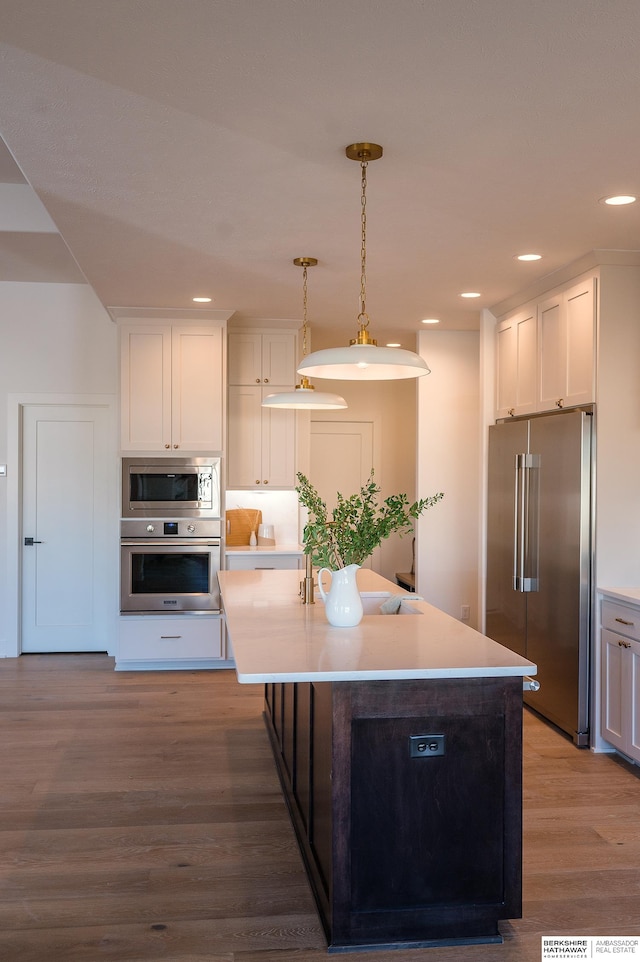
[296,471,444,570]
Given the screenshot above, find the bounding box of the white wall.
[417,330,480,624]
[594,264,640,588]
[1,281,118,656]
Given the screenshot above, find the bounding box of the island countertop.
[218,568,536,683]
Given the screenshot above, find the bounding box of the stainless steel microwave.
[121,457,221,518]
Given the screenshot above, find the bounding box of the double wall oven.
[120,457,222,615]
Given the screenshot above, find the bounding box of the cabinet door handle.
[165,443,170,449]
[264,378,269,383]
[615,617,634,626]
[618,640,632,648]
[263,480,269,484]
[256,378,261,383]
[161,635,182,640]
[555,398,564,408]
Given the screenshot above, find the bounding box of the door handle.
[513,452,539,592]
[24,537,43,545]
[513,454,526,591]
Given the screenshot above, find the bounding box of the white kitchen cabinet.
[116,614,228,670]
[495,276,595,419]
[495,303,537,418]
[227,328,298,489]
[120,323,224,453]
[600,598,640,762]
[538,277,595,412]
[227,385,296,488]
[228,331,296,386]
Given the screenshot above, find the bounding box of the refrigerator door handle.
[514,453,539,592]
[513,454,524,591]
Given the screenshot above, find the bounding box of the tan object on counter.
[257,536,276,546]
[225,508,262,546]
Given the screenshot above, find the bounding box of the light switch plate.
[0,464,6,477]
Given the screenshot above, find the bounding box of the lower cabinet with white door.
[116,615,232,671]
[600,592,640,763]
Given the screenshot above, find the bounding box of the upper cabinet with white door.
[495,302,537,419]
[227,327,299,489]
[495,275,596,418]
[538,277,595,412]
[118,311,232,453]
[228,331,296,387]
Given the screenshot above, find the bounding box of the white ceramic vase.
[317,563,363,627]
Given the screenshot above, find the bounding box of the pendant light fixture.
[298,143,431,381]
[262,257,347,410]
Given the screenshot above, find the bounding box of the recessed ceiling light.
[421,318,440,325]
[516,253,542,261]
[600,194,637,206]
[460,291,481,298]
[192,296,212,303]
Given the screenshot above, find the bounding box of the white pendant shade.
[298,343,430,381]
[262,385,347,409]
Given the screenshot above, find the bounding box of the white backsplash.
[224,489,301,545]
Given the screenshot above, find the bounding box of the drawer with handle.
[601,600,640,642]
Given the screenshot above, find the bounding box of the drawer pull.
[160,635,182,639]
[618,640,632,649]
[615,617,634,626]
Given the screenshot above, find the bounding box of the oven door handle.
[121,540,221,547]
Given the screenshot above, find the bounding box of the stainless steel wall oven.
[120,519,222,614]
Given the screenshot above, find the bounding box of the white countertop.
[598,586,640,605]
[218,568,536,683]
[225,544,303,556]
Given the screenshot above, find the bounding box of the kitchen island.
[218,568,536,952]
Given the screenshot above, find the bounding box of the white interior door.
[309,420,375,568]
[21,403,113,653]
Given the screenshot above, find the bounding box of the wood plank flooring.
[0,654,638,962]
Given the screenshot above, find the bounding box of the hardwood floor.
[0,655,638,962]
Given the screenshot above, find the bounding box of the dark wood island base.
[264,676,524,952]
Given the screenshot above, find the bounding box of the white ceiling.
[1,0,640,345]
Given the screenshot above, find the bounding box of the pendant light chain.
[359,159,369,328]
[301,262,309,357]
[295,142,430,380]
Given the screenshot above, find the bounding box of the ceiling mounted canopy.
[297,143,431,382]
[262,257,348,410]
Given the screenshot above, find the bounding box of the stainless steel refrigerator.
[485,408,593,746]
